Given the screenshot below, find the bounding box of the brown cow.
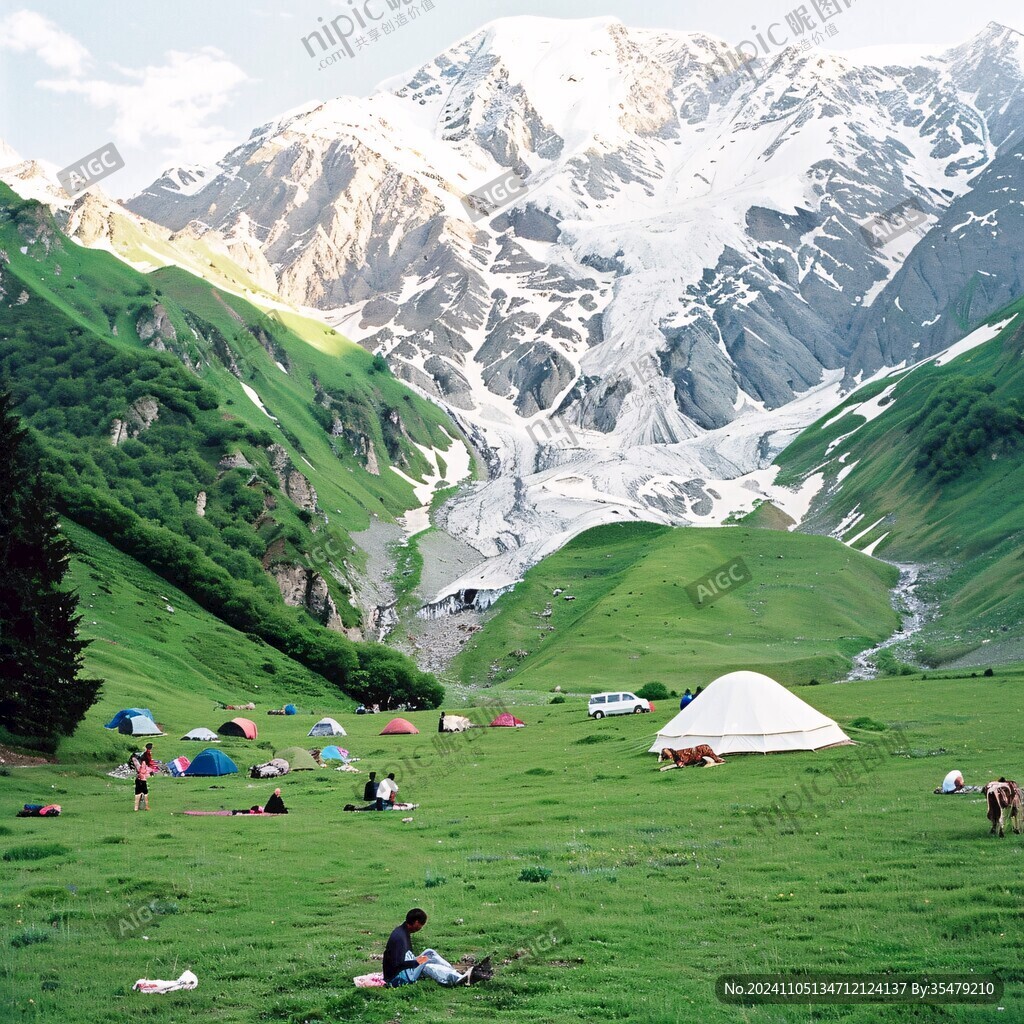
[982,778,1023,837]
[658,745,725,771]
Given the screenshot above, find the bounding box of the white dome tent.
[309,717,346,738]
[649,671,852,755]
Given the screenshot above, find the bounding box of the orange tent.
[380,717,419,735]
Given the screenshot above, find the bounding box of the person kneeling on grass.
[264,788,288,814]
[384,909,471,987]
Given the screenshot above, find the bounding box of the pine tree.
[0,390,101,742]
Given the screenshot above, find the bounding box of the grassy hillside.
[48,519,351,766]
[0,183,468,711]
[450,523,899,692]
[775,301,1024,667]
[2,668,1022,1023]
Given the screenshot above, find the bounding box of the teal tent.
[182,748,238,777]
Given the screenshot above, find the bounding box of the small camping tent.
[284,704,297,715]
[219,717,258,739]
[380,717,419,735]
[648,670,852,755]
[183,748,238,777]
[441,714,474,732]
[277,746,319,770]
[105,708,154,730]
[320,745,349,761]
[118,715,163,737]
[166,756,191,777]
[181,728,219,742]
[490,712,526,728]
[308,717,346,737]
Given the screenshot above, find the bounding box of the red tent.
[380,717,419,735]
[490,712,526,728]
[219,717,258,739]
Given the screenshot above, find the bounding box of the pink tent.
[219,717,258,739]
[380,717,419,735]
[490,712,526,728]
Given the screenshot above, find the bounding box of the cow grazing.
[659,745,725,770]
[982,778,1023,837]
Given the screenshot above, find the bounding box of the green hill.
[0,184,465,711]
[450,522,899,692]
[775,300,1024,667]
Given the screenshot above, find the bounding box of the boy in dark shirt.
[383,909,469,987]
[363,772,378,803]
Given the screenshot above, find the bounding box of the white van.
[587,692,652,719]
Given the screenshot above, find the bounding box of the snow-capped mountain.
[125,17,1024,603]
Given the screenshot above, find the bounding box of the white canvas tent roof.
[649,671,852,755]
[308,717,346,737]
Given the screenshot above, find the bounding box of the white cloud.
[0,9,91,76]
[40,48,252,168]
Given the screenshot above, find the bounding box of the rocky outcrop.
[217,451,254,472]
[195,491,207,517]
[269,563,347,633]
[266,443,318,516]
[136,303,177,350]
[110,396,159,446]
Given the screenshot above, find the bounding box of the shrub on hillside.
[636,682,670,701]
[915,376,1024,482]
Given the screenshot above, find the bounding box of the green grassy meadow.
[452,523,900,692]
[2,668,1022,1023]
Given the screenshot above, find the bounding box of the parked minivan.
[587,692,652,718]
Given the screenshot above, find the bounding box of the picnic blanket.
[353,972,386,987]
[933,785,984,794]
[133,970,198,994]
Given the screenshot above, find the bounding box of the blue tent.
[284,704,297,715]
[182,748,238,777]
[320,745,349,761]
[105,708,153,730]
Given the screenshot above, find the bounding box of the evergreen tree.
[0,390,101,742]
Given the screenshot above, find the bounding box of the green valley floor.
[2,670,1022,1023]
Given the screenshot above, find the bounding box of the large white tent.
[649,671,852,755]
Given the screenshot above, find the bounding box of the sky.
[1,0,1022,197]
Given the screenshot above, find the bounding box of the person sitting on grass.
[363,772,378,803]
[383,908,471,987]
[264,788,288,814]
[941,769,965,793]
[376,773,398,811]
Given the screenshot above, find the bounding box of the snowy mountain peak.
[121,17,1024,600]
